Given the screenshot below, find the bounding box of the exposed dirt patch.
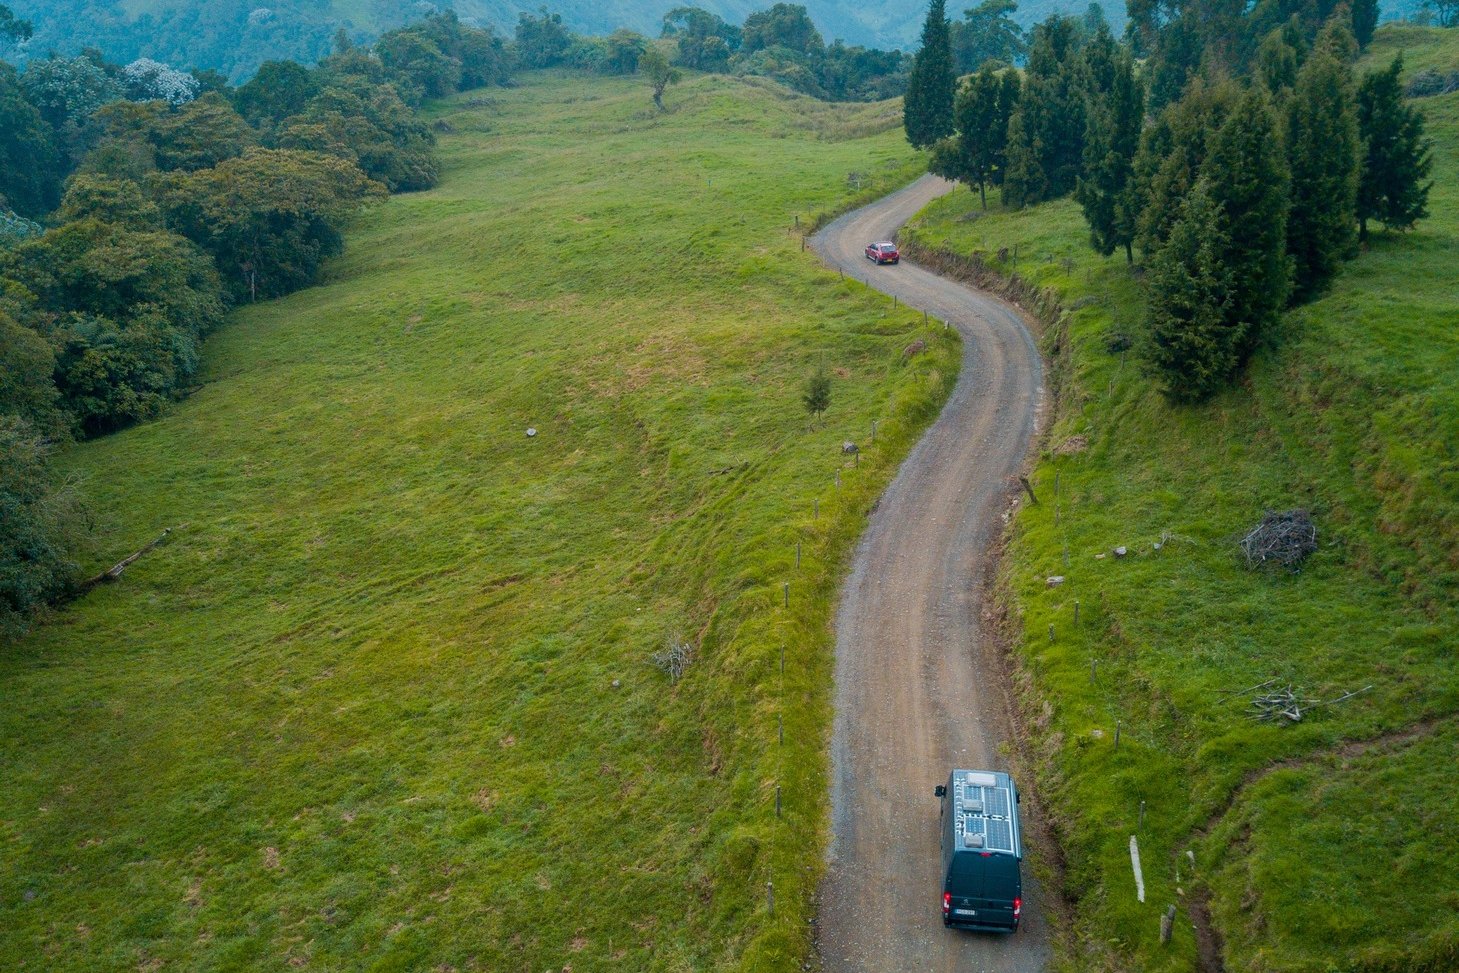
[1188,886,1226,973]
[1054,435,1088,456]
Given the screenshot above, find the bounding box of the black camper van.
[934,769,1023,932]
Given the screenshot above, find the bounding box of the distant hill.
[6,0,1420,81]
[5,0,1132,80]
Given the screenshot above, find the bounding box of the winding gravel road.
[813,175,1051,973]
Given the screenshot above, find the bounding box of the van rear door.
[945,850,1021,929]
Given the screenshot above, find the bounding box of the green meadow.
[0,73,956,971]
[904,25,1459,973]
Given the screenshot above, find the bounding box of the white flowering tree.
[122,58,199,105]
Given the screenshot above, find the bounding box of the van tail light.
[1013,897,1023,919]
[942,892,951,916]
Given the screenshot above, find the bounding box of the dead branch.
[79,527,174,592]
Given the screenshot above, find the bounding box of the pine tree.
[1285,48,1358,301]
[1144,180,1237,402]
[1003,15,1085,206]
[1203,87,1291,360]
[1077,45,1145,261]
[1356,56,1433,240]
[905,0,956,149]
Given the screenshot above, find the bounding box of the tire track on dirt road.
[812,174,1052,973]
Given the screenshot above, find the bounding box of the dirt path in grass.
[812,175,1052,973]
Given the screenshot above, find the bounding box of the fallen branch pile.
[1240,509,1317,569]
[651,635,695,683]
[1228,678,1374,724]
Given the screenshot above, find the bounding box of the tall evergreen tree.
[905,0,956,149]
[1003,15,1085,206]
[1144,180,1237,402]
[940,66,1018,208]
[1203,87,1291,360]
[1077,44,1145,260]
[1285,47,1358,301]
[1356,56,1433,240]
[1351,0,1378,48]
[1255,19,1305,95]
[1131,80,1237,257]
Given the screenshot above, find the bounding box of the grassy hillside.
[903,24,1459,973]
[0,73,955,971]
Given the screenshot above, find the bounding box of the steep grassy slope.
[0,74,953,971]
[903,25,1459,973]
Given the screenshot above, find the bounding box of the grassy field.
[0,73,955,971]
[904,25,1459,973]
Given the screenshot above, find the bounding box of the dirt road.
[813,175,1051,973]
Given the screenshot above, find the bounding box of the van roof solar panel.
[951,769,1021,857]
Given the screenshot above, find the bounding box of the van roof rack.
[951,768,1021,857]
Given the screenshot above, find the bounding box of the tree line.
[519,3,911,102]
[903,0,1434,403]
[0,7,514,638]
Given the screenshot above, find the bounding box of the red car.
[865,241,899,264]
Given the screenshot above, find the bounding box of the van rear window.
[948,850,1019,894]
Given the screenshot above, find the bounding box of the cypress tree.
[1003,15,1085,206]
[1203,87,1291,360]
[905,0,956,149]
[1356,55,1433,240]
[1144,180,1236,402]
[1002,107,1044,208]
[1131,80,1236,257]
[1285,47,1359,301]
[1314,16,1359,65]
[1077,45,1145,261]
[1351,0,1379,49]
[1255,20,1304,96]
